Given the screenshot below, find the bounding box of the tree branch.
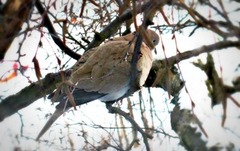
[86,1,155,50]
[171,105,208,151]
[0,71,70,122]
[167,40,240,66]
[0,0,33,60]
[0,39,238,122]
[106,104,152,151]
[34,0,163,59]
[35,0,81,60]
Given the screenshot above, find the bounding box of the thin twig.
[35,0,81,60]
[106,104,152,151]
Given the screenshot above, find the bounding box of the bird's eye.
[152,39,156,44]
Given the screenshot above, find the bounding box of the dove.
[36,28,159,140]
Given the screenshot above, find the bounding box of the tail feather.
[36,89,106,141]
[36,108,69,141]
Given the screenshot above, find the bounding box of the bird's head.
[146,29,159,47]
[142,29,159,54]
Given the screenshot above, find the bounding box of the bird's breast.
[137,46,153,86]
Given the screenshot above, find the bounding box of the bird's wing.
[74,40,153,101]
[71,48,96,72]
[70,41,134,98]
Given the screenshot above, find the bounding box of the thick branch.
[225,85,240,94]
[87,0,171,50]
[86,1,154,49]
[0,71,69,122]
[0,0,33,60]
[167,40,240,66]
[171,105,208,151]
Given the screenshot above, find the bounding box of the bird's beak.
[154,48,157,54]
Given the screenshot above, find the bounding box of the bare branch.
[106,103,153,151]
[35,0,81,60]
[167,40,240,66]
[175,1,239,39]
[86,0,159,49]
[0,71,70,122]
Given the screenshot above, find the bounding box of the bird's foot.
[51,80,77,110]
[105,101,115,113]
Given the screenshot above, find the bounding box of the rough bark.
[0,0,33,60]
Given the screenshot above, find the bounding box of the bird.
[36,28,159,140]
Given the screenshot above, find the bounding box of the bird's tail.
[36,89,106,141]
[36,108,69,141]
